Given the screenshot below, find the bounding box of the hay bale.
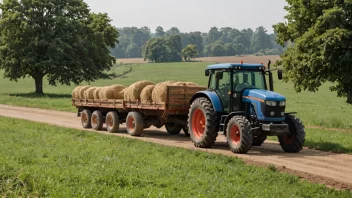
[93,87,102,99]
[84,87,97,99]
[71,86,82,99]
[98,87,109,99]
[124,80,155,101]
[140,85,155,103]
[171,82,187,86]
[101,85,126,99]
[185,82,199,87]
[78,85,90,99]
[152,81,176,104]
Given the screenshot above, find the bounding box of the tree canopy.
[0,0,119,94]
[182,44,198,61]
[273,0,352,104]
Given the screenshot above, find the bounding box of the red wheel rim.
[106,115,113,128]
[82,113,88,124]
[230,125,241,144]
[192,109,206,138]
[283,135,294,144]
[92,115,97,125]
[127,116,135,131]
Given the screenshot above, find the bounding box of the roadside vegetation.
[0,117,351,197]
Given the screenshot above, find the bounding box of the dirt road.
[1,104,351,190]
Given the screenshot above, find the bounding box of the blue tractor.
[187,61,305,154]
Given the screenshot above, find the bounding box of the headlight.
[279,101,286,106]
[265,101,277,106]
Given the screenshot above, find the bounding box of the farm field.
[0,116,351,197]
[1,59,351,129]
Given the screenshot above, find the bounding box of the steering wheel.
[234,82,251,92]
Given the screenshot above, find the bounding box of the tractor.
[187,60,305,154]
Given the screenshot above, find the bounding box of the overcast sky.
[84,0,288,33]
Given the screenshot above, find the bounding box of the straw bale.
[185,82,199,87]
[93,87,102,99]
[103,84,126,99]
[84,87,97,99]
[152,81,176,104]
[71,86,82,99]
[79,85,90,99]
[140,85,155,103]
[124,81,155,101]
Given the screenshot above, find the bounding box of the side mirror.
[216,72,223,79]
[278,70,283,80]
[205,70,210,76]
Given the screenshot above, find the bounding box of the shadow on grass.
[8,92,71,99]
[304,140,352,154]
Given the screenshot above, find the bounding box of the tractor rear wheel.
[278,115,305,153]
[165,123,182,135]
[106,111,120,133]
[226,116,253,154]
[81,109,92,129]
[91,110,104,131]
[252,135,267,146]
[126,112,144,136]
[188,97,219,148]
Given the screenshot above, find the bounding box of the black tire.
[106,111,120,133]
[91,110,103,131]
[187,97,219,148]
[81,109,92,129]
[226,116,252,154]
[165,123,182,135]
[182,126,190,137]
[252,135,267,146]
[126,112,144,136]
[278,115,305,153]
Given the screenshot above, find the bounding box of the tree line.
[109,26,286,61]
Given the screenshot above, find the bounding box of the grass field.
[1,60,351,129]
[0,117,351,197]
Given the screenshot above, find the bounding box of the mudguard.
[190,91,223,113]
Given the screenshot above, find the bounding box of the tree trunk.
[34,76,43,94]
[347,89,352,104]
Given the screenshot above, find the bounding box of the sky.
[84,0,288,33]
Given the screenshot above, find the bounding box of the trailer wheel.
[165,123,182,135]
[126,112,144,136]
[81,109,92,129]
[106,111,120,133]
[252,135,267,146]
[188,97,219,148]
[91,110,103,131]
[226,116,252,154]
[279,115,305,153]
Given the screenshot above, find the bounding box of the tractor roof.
[206,63,264,70]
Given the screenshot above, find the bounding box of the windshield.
[233,71,266,92]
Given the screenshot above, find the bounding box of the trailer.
[72,86,206,136]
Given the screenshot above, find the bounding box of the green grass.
[269,128,352,154]
[1,61,351,129]
[0,117,351,197]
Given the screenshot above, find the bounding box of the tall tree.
[251,26,272,52]
[273,0,352,104]
[182,44,198,61]
[164,35,182,62]
[0,0,118,94]
[166,27,180,36]
[143,38,167,63]
[126,43,140,58]
[155,26,165,37]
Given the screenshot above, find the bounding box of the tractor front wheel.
[188,97,219,148]
[226,116,253,154]
[278,115,305,153]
